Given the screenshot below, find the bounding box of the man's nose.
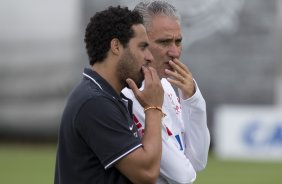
[145,49,154,62]
[168,44,181,58]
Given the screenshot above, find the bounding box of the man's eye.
[140,45,147,50]
[176,40,182,46]
[160,40,170,45]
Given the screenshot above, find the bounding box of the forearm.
[139,109,163,178]
[142,109,162,156]
[183,107,210,171]
[159,137,196,184]
[180,86,210,171]
[116,109,162,184]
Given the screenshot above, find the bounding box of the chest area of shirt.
[133,92,185,150]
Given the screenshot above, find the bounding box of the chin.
[136,78,144,88]
[136,82,142,89]
[158,71,167,79]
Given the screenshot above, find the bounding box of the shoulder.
[80,95,121,117]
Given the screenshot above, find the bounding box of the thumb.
[126,79,139,96]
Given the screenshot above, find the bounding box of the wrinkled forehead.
[149,15,180,28]
[147,15,182,36]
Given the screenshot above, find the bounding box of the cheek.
[154,44,167,54]
[149,47,162,59]
[149,44,160,53]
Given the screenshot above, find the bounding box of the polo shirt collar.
[83,68,121,100]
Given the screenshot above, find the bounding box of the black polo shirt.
[54,68,142,184]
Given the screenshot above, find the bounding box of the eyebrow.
[155,36,182,43]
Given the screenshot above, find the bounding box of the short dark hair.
[84,6,143,65]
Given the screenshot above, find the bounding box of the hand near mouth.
[165,59,196,99]
[127,66,164,108]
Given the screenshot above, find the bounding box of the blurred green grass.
[194,154,282,184]
[0,144,56,184]
[0,144,281,184]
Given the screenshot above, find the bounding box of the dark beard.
[129,70,144,89]
[122,68,144,89]
[117,49,144,89]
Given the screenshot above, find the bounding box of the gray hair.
[134,0,181,31]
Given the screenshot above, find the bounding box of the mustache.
[142,62,150,68]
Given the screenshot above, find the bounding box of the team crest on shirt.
[132,114,184,151]
[167,93,181,115]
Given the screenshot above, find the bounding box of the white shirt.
[122,78,210,184]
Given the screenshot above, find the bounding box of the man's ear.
[110,38,122,55]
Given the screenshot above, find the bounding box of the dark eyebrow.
[155,37,183,44]
[176,37,183,42]
[155,38,173,43]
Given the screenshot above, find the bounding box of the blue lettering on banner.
[271,126,282,145]
[242,120,282,147]
[243,121,259,146]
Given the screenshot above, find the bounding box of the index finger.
[142,66,152,82]
[148,66,160,82]
[170,59,190,75]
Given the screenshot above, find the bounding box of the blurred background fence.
[1,0,282,183]
[0,0,281,164]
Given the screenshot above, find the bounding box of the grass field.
[194,154,282,184]
[0,143,281,184]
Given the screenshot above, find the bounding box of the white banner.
[214,105,282,161]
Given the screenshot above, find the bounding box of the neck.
[92,62,123,94]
